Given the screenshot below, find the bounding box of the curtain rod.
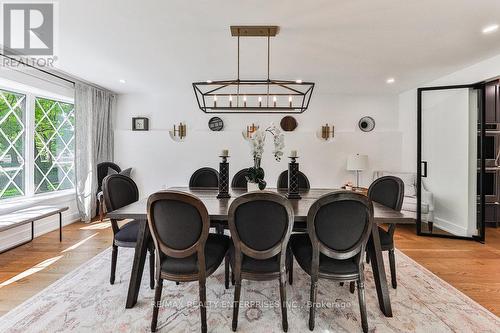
[0,53,75,85]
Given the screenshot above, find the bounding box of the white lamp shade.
[347,154,368,171]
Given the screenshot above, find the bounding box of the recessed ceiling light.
[206,80,212,83]
[295,79,302,84]
[386,78,395,84]
[482,24,499,34]
[119,79,126,84]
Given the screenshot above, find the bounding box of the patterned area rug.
[0,247,498,333]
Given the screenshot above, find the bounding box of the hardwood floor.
[0,220,499,317]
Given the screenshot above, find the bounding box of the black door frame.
[417,83,485,242]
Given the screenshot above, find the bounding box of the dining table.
[107,187,415,317]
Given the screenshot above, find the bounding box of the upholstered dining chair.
[290,191,373,332]
[147,191,230,333]
[189,167,219,188]
[97,162,121,220]
[231,169,249,189]
[276,170,311,190]
[102,174,155,289]
[367,175,404,289]
[227,191,294,332]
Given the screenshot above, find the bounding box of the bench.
[0,205,69,253]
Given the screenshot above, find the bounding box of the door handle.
[421,161,428,178]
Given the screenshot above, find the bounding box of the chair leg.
[110,245,118,285]
[99,199,104,222]
[148,247,155,289]
[151,278,163,332]
[176,282,179,285]
[279,275,288,332]
[349,281,355,294]
[288,258,293,285]
[231,271,235,285]
[309,276,318,331]
[365,251,370,264]
[199,278,207,333]
[225,255,230,289]
[389,248,397,289]
[339,282,344,286]
[232,277,242,331]
[428,221,434,233]
[357,279,368,333]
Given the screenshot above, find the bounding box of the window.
[0,85,74,201]
[0,89,26,199]
[34,97,75,193]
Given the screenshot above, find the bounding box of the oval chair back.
[277,170,311,190]
[97,162,121,193]
[103,174,138,212]
[307,191,373,263]
[231,169,249,189]
[228,191,294,263]
[368,176,404,211]
[147,191,210,265]
[189,167,219,188]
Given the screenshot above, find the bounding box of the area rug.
[0,247,498,333]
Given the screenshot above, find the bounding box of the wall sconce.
[243,123,259,139]
[317,123,334,141]
[169,122,187,142]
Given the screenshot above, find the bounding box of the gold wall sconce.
[317,123,335,141]
[244,123,259,139]
[169,122,187,142]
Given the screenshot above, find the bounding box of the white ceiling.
[56,0,500,95]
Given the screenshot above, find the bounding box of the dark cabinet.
[485,80,500,123]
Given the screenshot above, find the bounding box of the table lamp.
[347,154,368,189]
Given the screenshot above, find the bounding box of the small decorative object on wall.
[208,117,224,131]
[217,149,230,199]
[317,123,334,141]
[132,117,149,131]
[280,116,297,131]
[169,122,187,142]
[358,116,375,132]
[287,150,301,199]
[243,124,285,190]
[192,26,315,113]
[245,123,259,139]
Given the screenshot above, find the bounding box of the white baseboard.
[434,217,468,237]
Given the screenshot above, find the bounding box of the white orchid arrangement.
[242,124,285,189]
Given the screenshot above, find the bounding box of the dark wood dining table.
[107,187,415,317]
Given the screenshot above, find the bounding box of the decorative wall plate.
[280,116,297,131]
[208,117,224,131]
[358,116,375,132]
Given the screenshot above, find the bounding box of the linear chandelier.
[192,26,315,114]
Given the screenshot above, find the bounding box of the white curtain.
[75,83,115,222]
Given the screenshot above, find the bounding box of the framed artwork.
[132,117,149,131]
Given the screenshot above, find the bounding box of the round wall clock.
[358,116,375,132]
[208,117,224,131]
[280,116,298,131]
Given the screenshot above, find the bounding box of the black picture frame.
[132,117,149,131]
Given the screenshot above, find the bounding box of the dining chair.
[366,176,404,289]
[97,162,121,220]
[189,167,219,188]
[276,170,311,190]
[290,191,373,332]
[147,191,230,333]
[231,168,249,189]
[227,191,294,332]
[102,174,154,289]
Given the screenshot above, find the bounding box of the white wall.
[399,53,500,171]
[114,91,402,196]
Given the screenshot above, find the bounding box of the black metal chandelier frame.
[192,26,315,114]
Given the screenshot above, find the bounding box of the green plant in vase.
[243,124,285,190]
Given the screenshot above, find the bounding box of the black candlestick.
[286,156,301,199]
[217,155,230,198]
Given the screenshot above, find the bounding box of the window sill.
[0,190,76,214]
